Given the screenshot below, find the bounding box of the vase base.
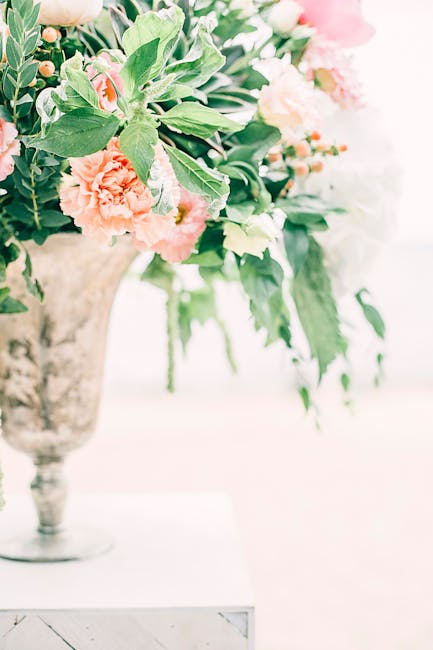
[0,526,113,563]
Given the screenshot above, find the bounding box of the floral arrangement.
[0,0,396,404]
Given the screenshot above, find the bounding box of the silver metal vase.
[0,233,136,562]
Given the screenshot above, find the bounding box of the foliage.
[0,0,384,403]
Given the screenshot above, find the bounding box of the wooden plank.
[41,613,165,650]
[0,616,70,650]
[37,611,248,650]
[0,616,24,640]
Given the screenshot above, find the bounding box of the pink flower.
[303,36,363,109]
[149,188,209,263]
[258,62,320,145]
[86,53,124,112]
[298,0,375,47]
[0,118,20,182]
[60,139,180,246]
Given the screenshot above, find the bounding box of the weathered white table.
[0,493,254,649]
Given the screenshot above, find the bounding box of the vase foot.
[0,527,113,563]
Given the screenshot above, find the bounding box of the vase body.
[0,233,136,561]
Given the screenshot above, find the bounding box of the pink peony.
[298,0,375,47]
[303,36,363,109]
[0,118,20,182]
[60,139,180,246]
[87,53,124,112]
[150,188,209,263]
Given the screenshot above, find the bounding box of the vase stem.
[31,458,67,535]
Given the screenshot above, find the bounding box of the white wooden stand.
[0,494,254,649]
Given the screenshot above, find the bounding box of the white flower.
[303,109,402,296]
[267,0,303,36]
[258,59,320,144]
[38,0,103,26]
[230,0,255,18]
[223,214,279,258]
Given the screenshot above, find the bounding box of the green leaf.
[240,253,290,347]
[22,251,44,302]
[298,386,311,412]
[165,18,225,88]
[235,120,280,159]
[164,145,229,216]
[40,210,72,228]
[292,238,344,377]
[5,36,21,71]
[240,252,283,306]
[32,108,120,158]
[0,296,28,313]
[277,194,343,230]
[119,121,158,184]
[120,38,160,97]
[122,6,184,79]
[160,102,242,139]
[64,66,99,108]
[355,289,385,340]
[282,222,309,276]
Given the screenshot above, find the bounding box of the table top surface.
[0,493,254,611]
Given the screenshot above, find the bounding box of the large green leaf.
[277,194,344,230]
[240,253,291,346]
[120,38,160,97]
[32,108,120,157]
[63,66,99,109]
[165,19,225,88]
[292,238,344,377]
[282,221,309,276]
[240,252,283,306]
[122,6,184,79]
[119,120,158,184]
[160,102,242,139]
[164,145,229,216]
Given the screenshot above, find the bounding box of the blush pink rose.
[60,139,179,246]
[298,0,375,47]
[0,118,20,182]
[87,53,124,112]
[150,188,209,263]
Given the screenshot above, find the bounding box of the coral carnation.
[0,118,20,182]
[60,139,179,246]
[150,188,209,263]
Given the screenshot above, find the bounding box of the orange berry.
[339,144,348,152]
[315,141,330,153]
[311,160,324,173]
[294,141,311,158]
[42,27,58,43]
[286,179,295,189]
[38,60,55,77]
[268,151,282,163]
[310,130,321,141]
[294,162,309,177]
[28,78,37,88]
